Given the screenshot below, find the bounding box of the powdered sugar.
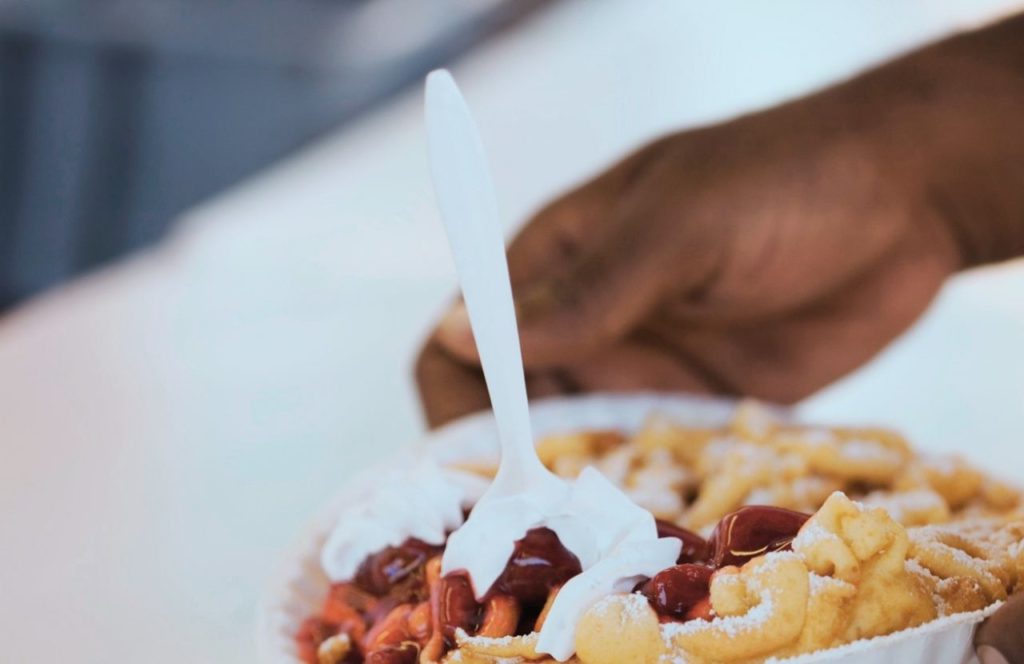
[792,521,841,549]
[862,490,945,522]
[590,592,653,625]
[841,439,903,465]
[444,639,524,664]
[662,553,795,643]
[663,595,774,639]
[911,527,992,576]
[453,627,520,648]
[809,572,851,596]
[905,557,946,615]
[922,455,960,476]
[793,429,839,447]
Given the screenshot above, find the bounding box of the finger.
[436,199,700,369]
[513,214,691,368]
[416,340,490,428]
[415,339,572,429]
[558,335,717,395]
[975,593,1024,664]
[640,228,954,403]
[504,136,677,290]
[436,137,687,368]
[434,180,615,362]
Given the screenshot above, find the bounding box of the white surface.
[2,1,1024,662]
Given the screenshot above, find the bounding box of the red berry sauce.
[640,563,714,618]
[488,527,582,604]
[297,505,811,663]
[655,519,711,563]
[708,505,810,568]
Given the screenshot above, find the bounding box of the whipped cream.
[317,451,681,661]
[442,466,681,661]
[320,458,488,582]
[536,530,680,659]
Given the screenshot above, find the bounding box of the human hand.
[976,593,1024,664]
[417,13,1024,427]
[417,95,960,426]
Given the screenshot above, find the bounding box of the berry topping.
[354,538,440,600]
[490,528,582,604]
[708,505,810,567]
[640,564,714,618]
[655,519,711,563]
[436,572,482,650]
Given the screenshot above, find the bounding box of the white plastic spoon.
[423,69,562,498]
[426,70,678,661]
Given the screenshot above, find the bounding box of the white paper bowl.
[256,393,997,664]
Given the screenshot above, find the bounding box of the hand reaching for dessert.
[416,14,1024,663]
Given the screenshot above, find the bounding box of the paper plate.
[256,392,995,664]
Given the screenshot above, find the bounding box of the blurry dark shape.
[0,0,554,309]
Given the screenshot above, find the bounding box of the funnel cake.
[296,402,1023,663]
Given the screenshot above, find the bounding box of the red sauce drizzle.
[707,505,810,568]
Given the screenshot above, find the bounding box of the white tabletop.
[2,1,1023,661]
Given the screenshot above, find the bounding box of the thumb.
[434,134,707,368]
[976,593,1024,664]
[435,205,682,369]
[513,219,679,367]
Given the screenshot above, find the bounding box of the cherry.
[708,505,810,568]
[640,564,713,618]
[685,595,715,621]
[491,528,582,604]
[354,538,440,600]
[437,572,482,650]
[655,519,711,563]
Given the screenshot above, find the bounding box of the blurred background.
[0,0,550,308]
[2,1,1024,662]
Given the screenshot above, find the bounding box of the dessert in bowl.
[261,395,1023,664]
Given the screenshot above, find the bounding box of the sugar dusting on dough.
[905,559,949,616]
[862,490,945,522]
[455,627,518,647]
[792,521,840,548]
[590,592,654,626]
[808,572,851,596]
[841,439,902,465]
[662,596,775,639]
[662,553,797,643]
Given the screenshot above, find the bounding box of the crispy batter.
[567,493,1019,664]
[304,402,1024,664]
[793,493,937,641]
[667,553,810,661]
[450,630,542,660]
[519,405,1021,664]
[909,526,1011,601]
[317,633,352,664]
[526,401,1020,534]
[575,593,663,664]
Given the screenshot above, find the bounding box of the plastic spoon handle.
[424,70,548,490]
